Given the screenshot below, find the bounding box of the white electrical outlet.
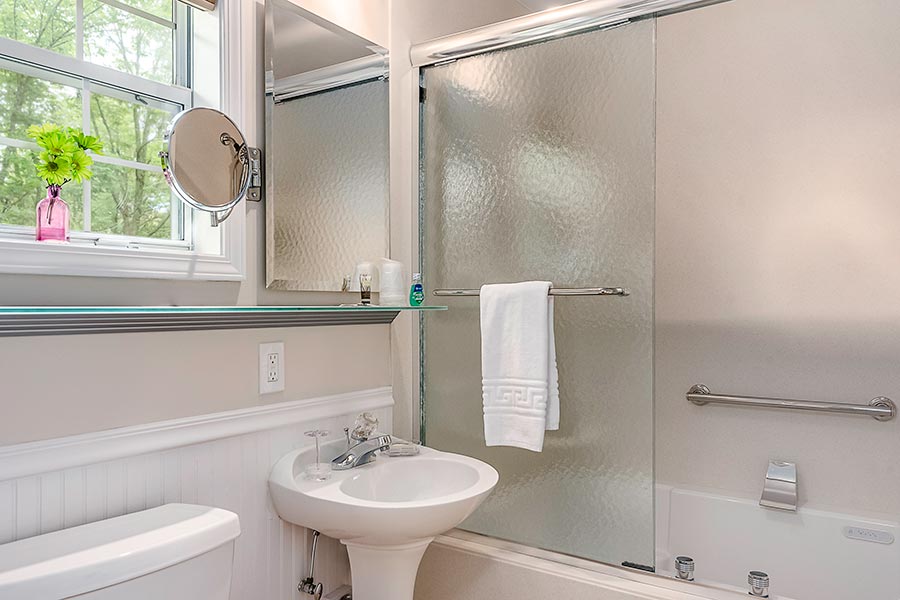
[259,342,284,394]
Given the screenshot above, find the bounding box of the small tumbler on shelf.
[304,429,332,481]
[359,273,373,306]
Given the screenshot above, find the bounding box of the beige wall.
[655,0,900,516]
[0,325,390,444]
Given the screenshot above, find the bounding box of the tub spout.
[760,460,797,511]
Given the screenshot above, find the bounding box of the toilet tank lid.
[0,503,240,599]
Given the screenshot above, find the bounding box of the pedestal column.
[343,537,434,600]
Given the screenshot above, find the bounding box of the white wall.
[655,0,900,517]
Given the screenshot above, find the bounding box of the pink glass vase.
[36,185,69,242]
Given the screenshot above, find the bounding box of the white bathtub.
[424,486,899,600]
[655,485,900,600]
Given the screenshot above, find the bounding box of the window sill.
[0,234,244,281]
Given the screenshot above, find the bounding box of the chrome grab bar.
[687,384,896,422]
[432,287,629,297]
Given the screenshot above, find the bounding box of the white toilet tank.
[0,503,240,600]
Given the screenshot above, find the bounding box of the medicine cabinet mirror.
[264,0,390,291]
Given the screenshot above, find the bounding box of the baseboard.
[0,386,393,481]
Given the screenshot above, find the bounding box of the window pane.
[0,144,84,229]
[90,91,174,165]
[0,65,81,139]
[0,0,76,55]
[0,63,84,231]
[84,0,174,84]
[90,162,175,239]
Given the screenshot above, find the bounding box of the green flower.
[69,149,94,182]
[38,130,78,155]
[68,129,104,154]
[36,152,72,186]
[26,123,61,142]
[26,123,103,187]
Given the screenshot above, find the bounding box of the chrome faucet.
[331,434,392,470]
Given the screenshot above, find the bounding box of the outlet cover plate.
[259,341,284,394]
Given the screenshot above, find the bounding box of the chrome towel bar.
[687,384,896,421]
[432,287,629,297]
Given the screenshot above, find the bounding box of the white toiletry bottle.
[380,259,406,306]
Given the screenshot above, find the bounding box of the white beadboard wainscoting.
[0,387,393,600]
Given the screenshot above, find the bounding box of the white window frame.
[0,0,246,281]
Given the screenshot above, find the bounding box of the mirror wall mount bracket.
[247,147,262,202]
[207,146,262,226]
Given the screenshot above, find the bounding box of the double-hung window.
[0,0,239,279]
[0,0,192,246]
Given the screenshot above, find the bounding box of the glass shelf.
[0,305,447,337]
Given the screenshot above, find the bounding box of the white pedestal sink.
[269,441,498,600]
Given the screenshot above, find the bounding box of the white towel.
[480,281,559,452]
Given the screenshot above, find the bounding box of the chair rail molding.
[0,386,393,481]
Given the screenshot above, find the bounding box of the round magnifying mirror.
[160,107,259,226]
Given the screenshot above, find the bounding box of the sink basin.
[269,440,497,600]
[341,457,481,501]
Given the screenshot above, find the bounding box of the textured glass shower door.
[420,20,656,567]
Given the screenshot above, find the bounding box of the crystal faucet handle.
[351,412,379,441]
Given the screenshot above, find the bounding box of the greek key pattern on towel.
[482,378,548,414]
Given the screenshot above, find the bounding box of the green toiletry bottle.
[409,273,424,306]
